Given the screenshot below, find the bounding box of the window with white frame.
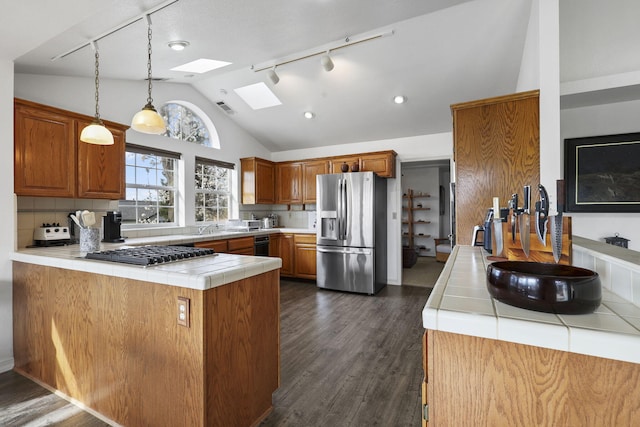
[119,145,180,226]
[160,101,221,149]
[195,157,233,223]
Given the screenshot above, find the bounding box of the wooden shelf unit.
[402,189,432,253]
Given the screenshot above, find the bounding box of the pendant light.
[80,42,114,145]
[131,15,166,134]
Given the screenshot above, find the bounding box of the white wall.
[561,100,640,251]
[0,60,15,372]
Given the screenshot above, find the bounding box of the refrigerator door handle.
[340,178,348,240]
[337,178,343,240]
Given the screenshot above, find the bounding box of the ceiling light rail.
[252,30,394,73]
[50,0,180,61]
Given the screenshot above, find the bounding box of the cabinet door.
[360,151,396,178]
[241,158,275,204]
[76,119,127,199]
[269,234,280,257]
[14,102,76,197]
[229,247,255,255]
[451,91,539,245]
[328,157,360,174]
[302,160,329,203]
[276,162,302,204]
[294,234,317,279]
[279,234,295,276]
[195,239,228,252]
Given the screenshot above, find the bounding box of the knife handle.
[557,179,565,212]
[523,185,531,214]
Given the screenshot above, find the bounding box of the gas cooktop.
[85,245,216,266]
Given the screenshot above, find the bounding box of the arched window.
[160,101,221,149]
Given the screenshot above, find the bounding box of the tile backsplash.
[17,196,120,248]
[238,204,316,229]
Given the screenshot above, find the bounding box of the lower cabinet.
[294,234,317,280]
[195,236,254,255]
[278,233,295,277]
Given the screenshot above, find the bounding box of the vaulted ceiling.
[8,0,534,152]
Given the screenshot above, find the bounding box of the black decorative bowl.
[486,261,601,314]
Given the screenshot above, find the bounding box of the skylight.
[234,82,282,110]
[170,58,231,74]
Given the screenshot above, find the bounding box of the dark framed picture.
[565,132,640,212]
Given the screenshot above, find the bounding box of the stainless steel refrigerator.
[316,172,387,294]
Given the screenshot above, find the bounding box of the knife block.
[494,216,572,265]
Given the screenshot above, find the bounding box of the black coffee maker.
[102,211,125,242]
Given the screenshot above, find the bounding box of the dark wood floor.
[0,280,431,427]
[260,280,430,426]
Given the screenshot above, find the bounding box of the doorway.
[400,160,451,286]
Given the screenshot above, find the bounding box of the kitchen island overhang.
[11,247,282,427]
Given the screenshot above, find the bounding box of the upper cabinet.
[276,162,303,204]
[359,151,396,178]
[14,98,129,199]
[451,90,540,245]
[240,157,276,204]
[302,160,329,203]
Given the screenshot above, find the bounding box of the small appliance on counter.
[33,223,71,246]
[102,211,125,243]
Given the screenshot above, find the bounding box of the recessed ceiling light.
[170,58,231,74]
[394,95,407,104]
[304,111,315,119]
[168,40,190,51]
[234,82,282,110]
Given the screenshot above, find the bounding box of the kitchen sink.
[486,261,601,314]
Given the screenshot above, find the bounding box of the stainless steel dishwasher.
[254,235,270,256]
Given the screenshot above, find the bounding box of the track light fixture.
[80,42,114,145]
[320,52,334,72]
[267,67,280,85]
[253,30,393,84]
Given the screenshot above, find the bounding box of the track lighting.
[320,52,334,72]
[267,67,280,85]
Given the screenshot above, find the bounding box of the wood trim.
[450,90,540,111]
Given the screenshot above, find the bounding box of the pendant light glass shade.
[81,42,114,145]
[131,103,167,134]
[81,120,115,145]
[131,15,166,135]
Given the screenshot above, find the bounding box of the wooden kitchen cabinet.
[329,156,361,174]
[276,162,303,204]
[424,329,640,426]
[278,233,295,277]
[240,157,276,204]
[302,160,329,203]
[14,98,128,199]
[195,239,228,253]
[76,118,127,199]
[451,91,539,245]
[269,233,280,257]
[294,233,317,279]
[359,151,396,178]
[228,236,255,255]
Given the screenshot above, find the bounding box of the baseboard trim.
[0,357,15,373]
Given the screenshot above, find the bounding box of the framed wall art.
[565,132,640,212]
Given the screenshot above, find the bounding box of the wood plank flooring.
[0,280,431,427]
[260,280,431,426]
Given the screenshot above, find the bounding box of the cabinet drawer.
[294,233,316,244]
[195,240,228,252]
[228,236,254,251]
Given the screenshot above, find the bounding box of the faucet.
[197,223,215,235]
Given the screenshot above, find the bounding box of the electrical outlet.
[177,297,190,327]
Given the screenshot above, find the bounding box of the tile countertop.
[9,228,320,291]
[422,245,640,365]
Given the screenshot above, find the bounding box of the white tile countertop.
[9,229,318,291]
[422,245,640,364]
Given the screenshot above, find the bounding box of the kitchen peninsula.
[12,234,283,427]
[422,240,640,426]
